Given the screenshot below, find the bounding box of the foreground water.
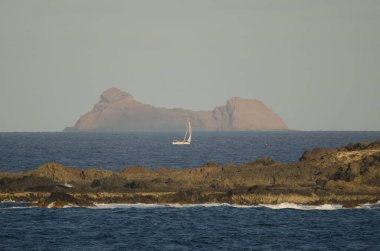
[1,202,380,250]
[1,131,380,250]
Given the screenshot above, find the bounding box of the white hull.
[172,141,191,145]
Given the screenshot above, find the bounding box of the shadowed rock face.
[36,192,94,208]
[0,141,379,208]
[64,88,287,132]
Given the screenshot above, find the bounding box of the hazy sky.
[1,0,379,131]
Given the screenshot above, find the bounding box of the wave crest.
[92,202,379,210]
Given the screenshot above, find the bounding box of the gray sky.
[1,0,379,131]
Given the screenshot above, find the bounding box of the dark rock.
[124,181,146,190]
[248,157,278,166]
[91,179,102,188]
[247,185,272,193]
[36,192,94,208]
[169,189,207,204]
[1,140,380,207]
[202,162,219,167]
[0,176,56,192]
[299,148,336,162]
[332,166,356,182]
[315,178,328,190]
[344,142,371,151]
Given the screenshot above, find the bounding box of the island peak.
[65,88,287,132]
[100,87,133,103]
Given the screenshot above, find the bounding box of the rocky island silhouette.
[64,88,287,132]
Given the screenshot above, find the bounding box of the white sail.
[172,120,192,145]
[187,121,192,143]
[183,122,189,141]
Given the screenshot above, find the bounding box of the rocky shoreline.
[1,141,379,208]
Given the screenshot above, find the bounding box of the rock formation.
[64,88,287,132]
[1,141,380,208]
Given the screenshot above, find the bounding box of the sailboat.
[172,120,192,145]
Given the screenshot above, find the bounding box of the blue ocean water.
[1,131,380,172]
[1,131,380,250]
[0,203,380,250]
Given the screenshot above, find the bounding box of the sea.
[1,131,380,250]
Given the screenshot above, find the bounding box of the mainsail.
[172,120,192,145]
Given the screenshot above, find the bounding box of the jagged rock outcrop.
[64,88,287,132]
[1,141,380,208]
[36,192,94,208]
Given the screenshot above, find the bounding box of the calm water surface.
[1,131,380,172]
[0,203,380,250]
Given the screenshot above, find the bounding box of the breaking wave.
[1,201,379,210]
[357,201,380,209]
[92,201,380,210]
[256,203,343,210]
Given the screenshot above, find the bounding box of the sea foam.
[91,202,349,210]
[92,201,380,210]
[1,201,379,210]
[357,201,380,209]
[256,203,343,210]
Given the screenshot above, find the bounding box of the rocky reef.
[64,88,287,132]
[1,141,379,208]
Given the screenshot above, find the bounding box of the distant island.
[64,88,287,132]
[0,141,379,208]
